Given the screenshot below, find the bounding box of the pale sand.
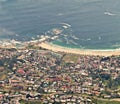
[0,45,16,49]
[110,98,120,101]
[38,42,120,56]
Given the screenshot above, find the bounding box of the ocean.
[0,0,120,49]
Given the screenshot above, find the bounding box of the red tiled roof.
[17,69,25,75]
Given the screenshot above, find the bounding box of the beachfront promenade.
[38,42,120,56]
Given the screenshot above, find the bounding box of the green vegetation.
[27,44,39,49]
[93,99,120,104]
[20,100,43,104]
[27,44,47,50]
[62,54,79,63]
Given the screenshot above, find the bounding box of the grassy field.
[94,99,120,104]
[62,54,79,63]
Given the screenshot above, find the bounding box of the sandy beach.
[38,42,120,56]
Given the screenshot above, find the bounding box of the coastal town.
[0,43,120,104]
[1,0,120,104]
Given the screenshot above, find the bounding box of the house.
[0,94,4,100]
[16,68,25,75]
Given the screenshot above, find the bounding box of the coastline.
[0,38,120,56]
[38,42,120,56]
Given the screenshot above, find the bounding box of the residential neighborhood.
[0,48,120,104]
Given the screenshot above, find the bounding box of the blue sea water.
[0,0,120,49]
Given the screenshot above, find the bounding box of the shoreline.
[0,38,120,56]
[38,42,120,56]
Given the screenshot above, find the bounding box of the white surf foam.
[104,11,116,16]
